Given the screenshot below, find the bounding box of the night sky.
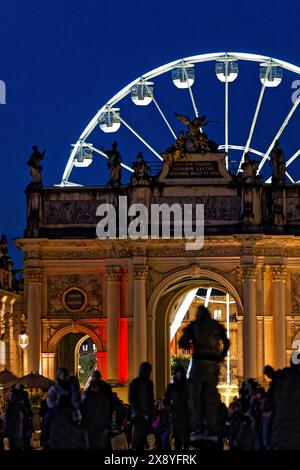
[1,0,300,266]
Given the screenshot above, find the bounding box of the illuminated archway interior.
[56,333,98,387]
[169,284,240,405]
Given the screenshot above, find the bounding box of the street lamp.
[18,327,29,349]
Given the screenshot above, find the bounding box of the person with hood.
[179,305,229,439]
[128,362,154,450]
[164,365,189,449]
[81,370,114,449]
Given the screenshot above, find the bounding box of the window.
[213,309,222,320]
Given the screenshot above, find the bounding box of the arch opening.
[56,332,98,388]
[149,268,243,400]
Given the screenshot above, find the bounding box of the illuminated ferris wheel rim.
[61,51,300,186]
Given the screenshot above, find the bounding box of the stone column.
[237,315,244,379]
[8,298,20,375]
[22,348,28,376]
[41,352,56,380]
[119,268,128,383]
[257,316,264,379]
[27,269,42,373]
[264,316,274,367]
[0,295,7,369]
[242,265,258,378]
[133,265,148,375]
[271,265,287,370]
[105,267,120,383]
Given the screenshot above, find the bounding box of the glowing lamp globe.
[18,330,29,349]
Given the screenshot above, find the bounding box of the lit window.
[213,309,222,320]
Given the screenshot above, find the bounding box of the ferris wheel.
[60,52,300,187]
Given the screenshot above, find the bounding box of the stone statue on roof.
[27,145,46,185]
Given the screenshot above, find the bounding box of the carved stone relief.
[47,274,103,315]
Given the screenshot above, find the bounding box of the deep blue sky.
[1,0,300,267]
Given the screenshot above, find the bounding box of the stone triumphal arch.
[14,130,300,396]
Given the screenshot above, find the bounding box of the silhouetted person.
[164,365,189,449]
[45,368,83,449]
[216,393,228,449]
[82,370,114,449]
[179,305,229,438]
[239,378,259,413]
[3,387,31,450]
[128,362,154,450]
[271,363,300,449]
[14,384,33,449]
[263,364,276,381]
[0,415,4,451]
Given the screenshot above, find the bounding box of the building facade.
[0,240,24,377]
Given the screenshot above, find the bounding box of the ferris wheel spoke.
[224,59,229,167]
[83,143,134,172]
[286,148,300,167]
[204,287,212,307]
[265,170,295,184]
[258,93,300,173]
[238,61,271,173]
[286,171,295,183]
[142,80,177,140]
[218,144,268,159]
[181,60,199,120]
[109,107,163,161]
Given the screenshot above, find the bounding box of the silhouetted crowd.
[1,306,300,450]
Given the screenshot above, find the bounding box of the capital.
[133,265,149,280]
[242,265,257,280]
[26,268,43,283]
[270,265,287,281]
[105,266,120,281]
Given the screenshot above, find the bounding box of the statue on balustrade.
[270,141,286,184]
[131,152,150,185]
[106,141,122,186]
[27,145,46,185]
[0,234,8,269]
[239,154,260,183]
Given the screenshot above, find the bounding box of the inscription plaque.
[167,160,222,178]
[63,287,87,312]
